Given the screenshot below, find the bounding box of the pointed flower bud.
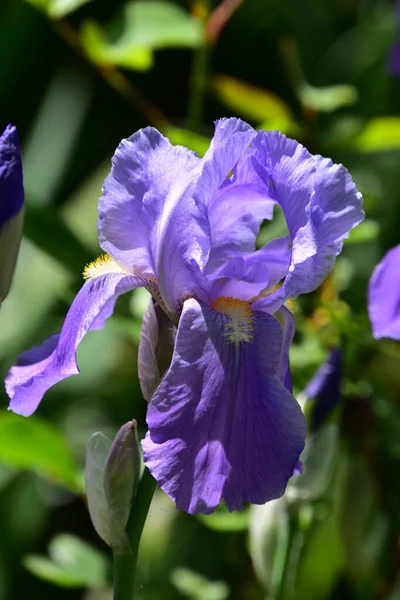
[104,420,141,529]
[85,421,141,553]
[304,347,342,431]
[0,124,24,302]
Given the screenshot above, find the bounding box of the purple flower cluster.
[5,118,364,514]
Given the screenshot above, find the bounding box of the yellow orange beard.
[212,296,254,344]
[83,254,127,280]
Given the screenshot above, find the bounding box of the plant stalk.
[113,468,157,600]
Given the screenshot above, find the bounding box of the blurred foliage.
[1,0,400,599]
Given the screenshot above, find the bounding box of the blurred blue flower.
[0,124,24,302]
[6,118,363,514]
[368,244,400,340]
[304,347,343,430]
[388,0,400,76]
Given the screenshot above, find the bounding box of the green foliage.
[81,1,203,70]
[24,203,93,275]
[2,0,400,598]
[171,567,229,600]
[197,503,250,531]
[212,75,299,134]
[26,0,94,18]
[0,412,81,492]
[352,117,400,152]
[163,127,210,157]
[24,534,108,588]
[298,83,359,113]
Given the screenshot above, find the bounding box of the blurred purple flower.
[0,124,24,301]
[368,244,400,340]
[6,118,363,514]
[304,347,343,430]
[388,0,400,76]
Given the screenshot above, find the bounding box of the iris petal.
[142,298,306,514]
[199,118,275,274]
[368,244,400,340]
[251,131,364,312]
[99,127,209,314]
[6,272,144,416]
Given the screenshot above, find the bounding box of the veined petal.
[368,244,400,340]
[6,271,144,416]
[142,298,305,514]
[275,306,296,392]
[99,127,209,314]
[199,119,274,273]
[251,131,364,312]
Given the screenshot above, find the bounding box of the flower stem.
[113,468,157,600]
[187,0,211,132]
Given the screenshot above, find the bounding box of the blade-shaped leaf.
[299,83,358,113]
[24,534,108,588]
[26,0,95,18]
[352,117,400,152]
[81,1,203,71]
[0,412,81,492]
[24,203,93,275]
[212,75,299,134]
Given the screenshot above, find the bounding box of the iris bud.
[85,421,141,553]
[0,124,24,302]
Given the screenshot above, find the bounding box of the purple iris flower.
[0,124,24,301]
[389,0,400,76]
[304,347,343,431]
[5,118,363,514]
[368,244,400,340]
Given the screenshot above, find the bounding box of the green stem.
[187,0,211,132]
[275,516,298,600]
[113,468,157,600]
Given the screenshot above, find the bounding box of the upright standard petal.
[142,298,305,514]
[0,125,25,301]
[251,131,364,312]
[6,270,144,416]
[199,119,274,274]
[98,127,209,314]
[368,244,400,340]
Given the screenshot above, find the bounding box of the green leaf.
[163,127,210,157]
[0,412,81,493]
[24,534,108,588]
[288,424,339,502]
[197,503,250,531]
[81,1,203,71]
[344,220,380,244]
[296,516,344,600]
[352,117,400,152]
[299,83,358,113]
[249,499,289,593]
[171,567,229,600]
[26,0,94,18]
[24,203,93,275]
[213,75,299,135]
